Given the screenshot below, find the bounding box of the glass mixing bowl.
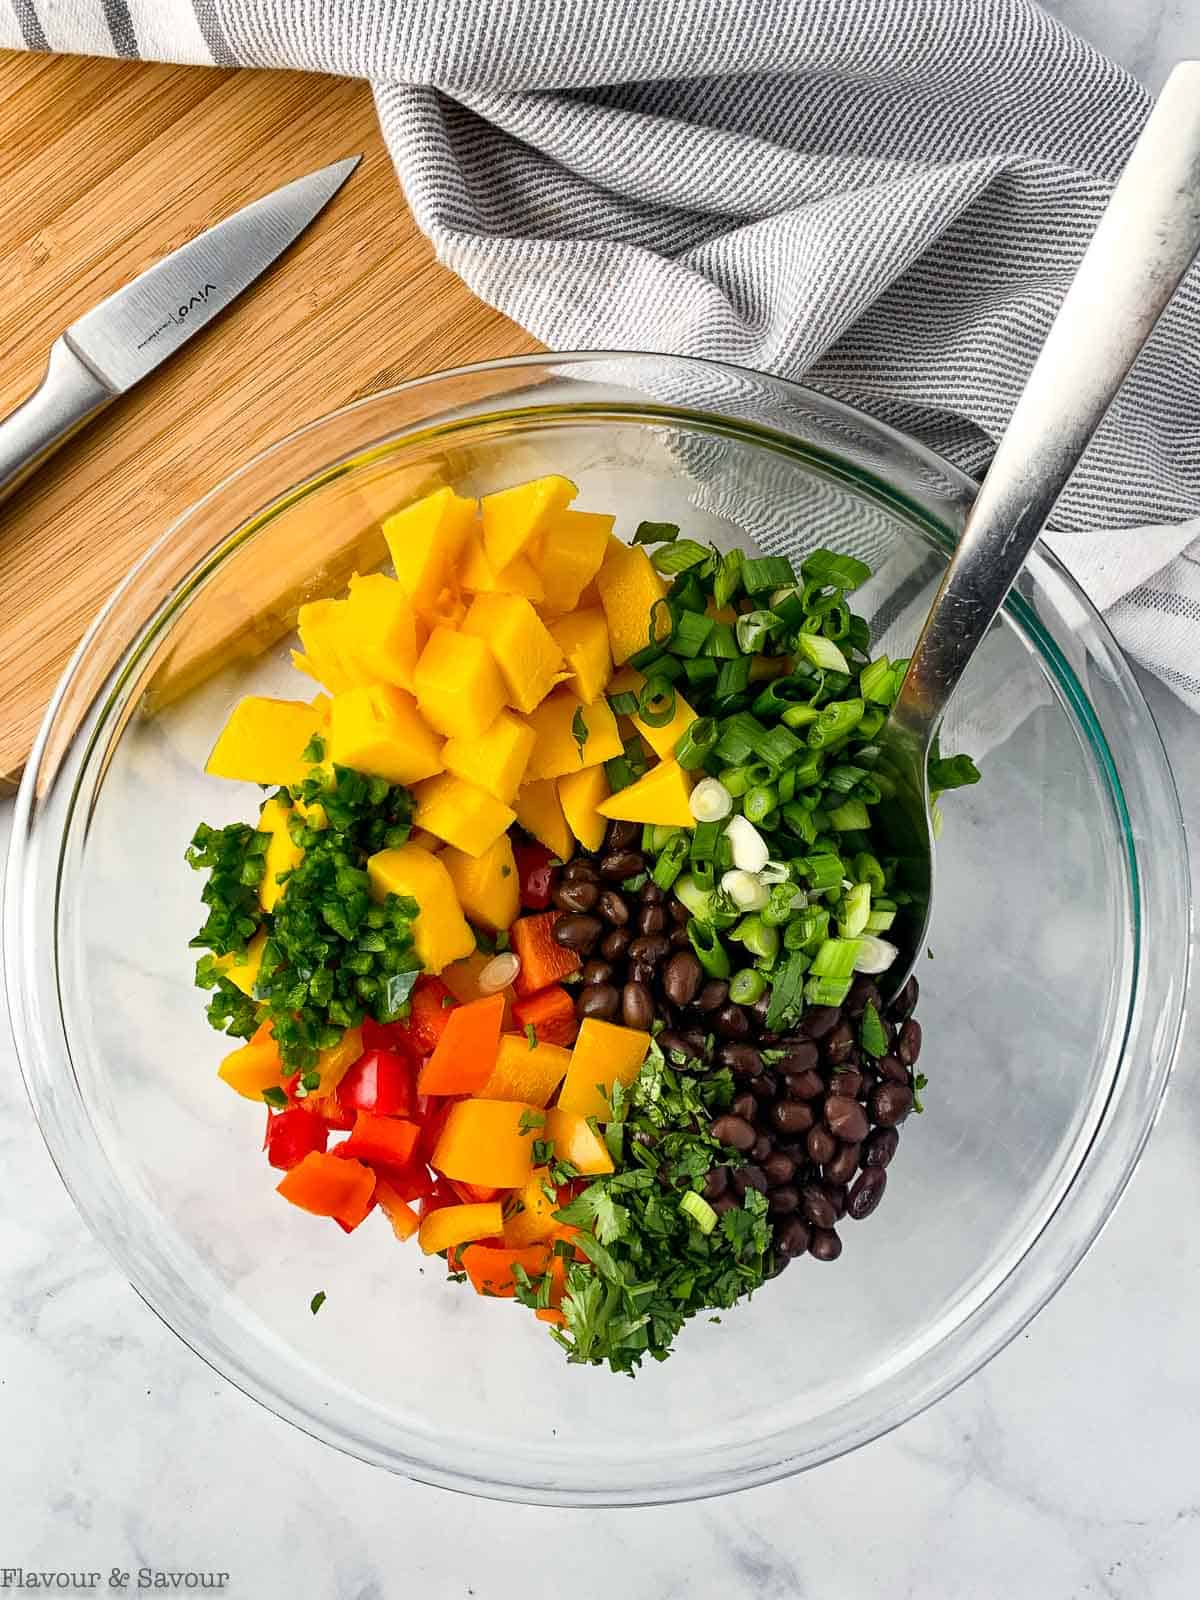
[5,354,1189,1505]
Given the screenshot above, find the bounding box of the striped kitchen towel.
[4,0,1198,707]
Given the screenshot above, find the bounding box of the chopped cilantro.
[860,1001,888,1059]
[571,706,589,761]
[518,1109,546,1136]
[310,1290,326,1315]
[262,1085,288,1109]
[301,732,326,764]
[524,1022,539,1050]
[913,1071,928,1113]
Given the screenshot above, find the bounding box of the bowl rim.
[4,349,1191,1505]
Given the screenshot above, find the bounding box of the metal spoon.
[876,59,1200,1000]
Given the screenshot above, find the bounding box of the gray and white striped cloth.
[6,0,1199,708]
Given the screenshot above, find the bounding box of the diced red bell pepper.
[336,1047,416,1118]
[361,1016,419,1057]
[418,1177,459,1220]
[339,1111,421,1169]
[301,1090,356,1130]
[415,1097,455,1168]
[514,841,556,910]
[383,1164,437,1203]
[511,984,578,1047]
[407,976,458,1054]
[263,1106,329,1171]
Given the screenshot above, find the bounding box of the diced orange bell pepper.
[449,1179,501,1204]
[407,976,458,1054]
[509,912,582,996]
[460,1242,552,1298]
[386,1164,437,1203]
[417,1199,505,1256]
[501,1166,561,1247]
[510,984,578,1047]
[417,992,505,1096]
[431,1098,540,1188]
[277,1150,376,1230]
[338,1111,421,1170]
[478,1033,571,1108]
[375,1177,421,1242]
[544,1108,614,1175]
[536,1307,567,1326]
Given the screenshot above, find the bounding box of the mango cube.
[442,833,520,931]
[608,666,697,761]
[460,593,567,715]
[382,486,478,612]
[536,508,614,615]
[367,843,475,973]
[413,625,507,739]
[213,929,267,997]
[513,779,573,860]
[459,534,546,604]
[595,539,670,663]
[558,764,610,851]
[480,474,576,573]
[329,683,444,785]
[525,689,623,780]
[549,608,612,705]
[442,710,535,804]
[206,696,322,788]
[413,773,516,858]
[296,599,371,693]
[258,795,303,913]
[597,758,695,828]
[344,572,420,689]
[218,1025,284,1101]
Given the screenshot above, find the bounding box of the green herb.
[571,705,589,761]
[633,520,680,545]
[310,1290,326,1315]
[301,732,327,764]
[622,872,649,892]
[518,1108,546,1135]
[524,1023,539,1050]
[186,820,268,958]
[301,1069,322,1092]
[913,1072,928,1112]
[262,1085,288,1109]
[860,1001,888,1058]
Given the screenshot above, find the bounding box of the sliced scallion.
[675,718,719,770]
[651,538,710,575]
[668,609,715,658]
[801,548,871,591]
[741,555,796,595]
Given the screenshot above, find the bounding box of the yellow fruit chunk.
[413,624,507,740]
[442,710,535,805]
[329,682,444,785]
[206,697,322,788]
[367,843,475,973]
[295,599,370,693]
[501,1167,562,1246]
[460,593,566,715]
[442,833,520,931]
[257,795,303,913]
[313,1026,364,1095]
[597,759,695,828]
[558,1018,651,1121]
[514,779,573,860]
[525,689,623,780]
[311,693,333,724]
[481,475,576,573]
[558,765,610,851]
[479,1039,572,1110]
[214,929,267,998]
[414,773,516,858]
[382,486,478,612]
[218,1025,282,1101]
[459,534,546,603]
[549,608,612,705]
[544,1108,614,1175]
[595,539,670,664]
[344,572,421,689]
[536,508,614,615]
[608,666,697,761]
[409,827,444,853]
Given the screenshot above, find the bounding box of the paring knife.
[0,156,360,506]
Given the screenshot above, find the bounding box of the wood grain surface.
[0,50,539,792]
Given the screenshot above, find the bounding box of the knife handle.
[0,337,115,506]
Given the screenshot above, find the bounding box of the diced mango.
[558,764,610,851]
[329,682,444,785]
[443,710,535,805]
[535,509,614,615]
[514,779,573,860]
[525,689,623,780]
[311,693,333,724]
[608,667,697,761]
[549,608,612,705]
[480,475,577,573]
[478,1038,572,1109]
[544,1107,614,1175]
[295,599,370,693]
[382,486,478,612]
[558,1018,651,1121]
[459,534,545,603]
[595,539,670,664]
[313,1026,364,1096]
[409,827,444,853]
[206,697,322,788]
[257,795,302,913]
[442,833,520,931]
[414,625,507,740]
[460,593,566,715]
[345,572,420,689]
[413,774,516,858]
[218,1023,281,1101]
[596,758,695,827]
[367,844,475,973]
[213,928,267,998]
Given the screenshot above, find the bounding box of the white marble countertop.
[4,6,1200,1596]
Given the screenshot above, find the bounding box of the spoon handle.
[893,59,1200,747]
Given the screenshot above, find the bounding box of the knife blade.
[0,156,360,505]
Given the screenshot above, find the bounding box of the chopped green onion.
[688,920,731,978]
[796,632,851,674]
[821,600,851,641]
[714,656,752,700]
[828,799,870,831]
[769,586,808,628]
[839,882,872,938]
[780,702,820,730]
[688,776,733,822]
[786,905,829,950]
[751,678,809,717]
[741,555,796,595]
[865,909,896,932]
[673,874,712,920]
[929,753,982,791]
[804,974,853,1006]
[780,801,817,844]
[808,697,864,750]
[757,724,805,769]
[683,657,718,686]
[702,622,740,659]
[691,859,716,893]
[743,784,778,825]
[790,751,823,789]
[846,614,871,654]
[824,763,867,795]
[729,967,767,1005]
[604,736,648,792]
[651,824,678,851]
[633,520,680,545]
[713,548,743,608]
[638,677,677,727]
[810,937,863,979]
[651,538,710,575]
[670,570,708,614]
[853,852,886,894]
[762,882,800,926]
[607,690,641,717]
[801,853,844,892]
[858,705,886,738]
[690,819,724,863]
[732,914,779,961]
[859,655,894,705]
[801,548,871,591]
[735,609,781,653]
[680,1189,719,1234]
[648,597,674,647]
[674,717,719,770]
[652,831,690,892]
[777,767,796,805]
[668,609,715,658]
[629,642,668,672]
[713,713,767,766]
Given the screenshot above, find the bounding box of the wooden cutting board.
[0,50,540,793]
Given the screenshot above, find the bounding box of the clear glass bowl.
[5,354,1189,1506]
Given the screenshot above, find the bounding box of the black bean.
[576,983,620,1021]
[848,1166,887,1220]
[845,976,882,1019]
[712,1191,739,1215]
[777,1039,819,1074]
[580,958,614,986]
[801,1183,837,1229]
[751,1133,773,1163]
[800,1005,842,1040]
[599,849,644,880]
[640,882,665,905]
[823,1020,855,1065]
[714,1003,750,1040]
[605,819,639,851]
[862,1127,899,1169]
[768,1184,800,1215]
[889,975,919,1021]
[805,1125,837,1166]
[596,889,631,927]
[718,1042,763,1078]
[783,1068,823,1100]
[870,1082,914,1127]
[702,1166,729,1200]
[877,1054,908,1085]
[711,1114,756,1153]
[732,1163,768,1197]
[662,950,703,1007]
[638,903,667,935]
[775,1217,812,1258]
[829,1067,864,1100]
[620,980,654,1030]
[669,897,691,925]
[553,913,603,952]
[659,1029,699,1062]
[772,1099,815,1135]
[561,859,600,884]
[628,933,670,966]
[628,960,656,987]
[552,878,599,913]
[600,927,631,961]
[824,1094,869,1144]
[669,925,692,949]
[897,1018,923,1066]
[763,1151,797,1187]
[731,1092,758,1123]
[824,1142,861,1186]
[824,1181,848,1220]
[808,1227,842,1261]
[681,1027,709,1055]
[749,1073,776,1102]
[693,979,729,1013]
